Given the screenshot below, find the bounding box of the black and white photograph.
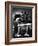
[11,6,32,38]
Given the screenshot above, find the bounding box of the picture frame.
[5,1,37,45]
